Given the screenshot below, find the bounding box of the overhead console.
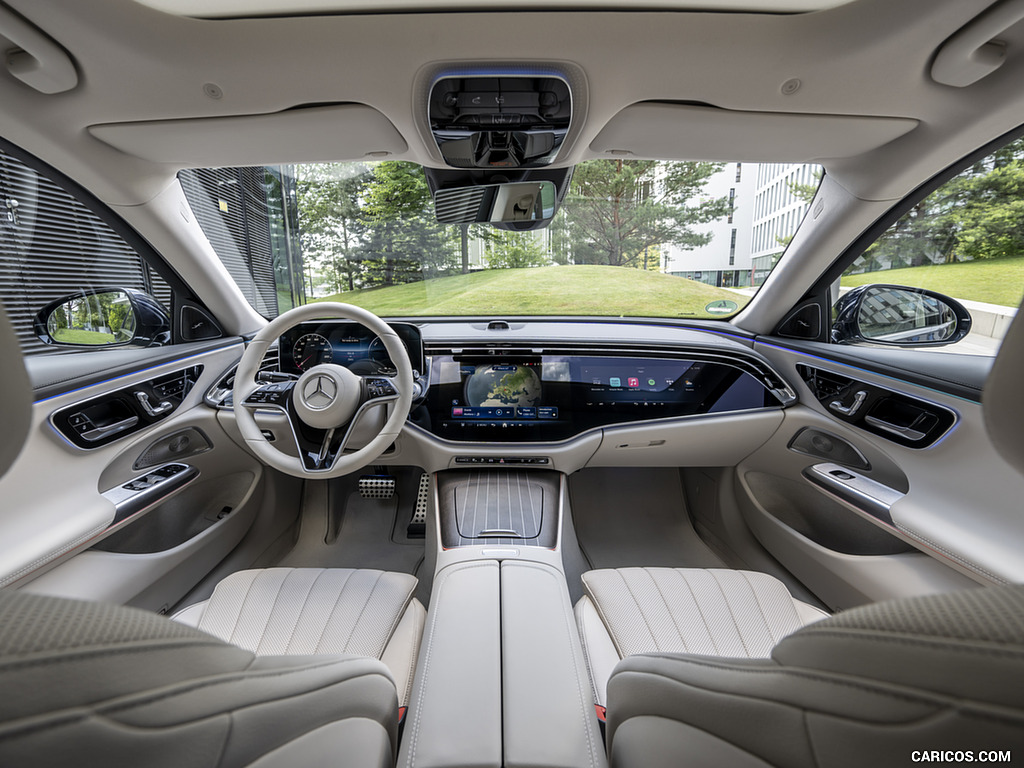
[422,346,791,442]
[428,74,572,168]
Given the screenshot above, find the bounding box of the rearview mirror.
[832,284,972,346]
[34,288,171,348]
[434,181,556,225]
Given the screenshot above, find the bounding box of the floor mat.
[569,467,726,571]
[277,469,428,601]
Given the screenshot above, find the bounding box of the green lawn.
[842,257,1024,308]
[314,265,749,318]
[50,328,116,345]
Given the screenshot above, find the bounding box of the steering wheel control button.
[292,363,362,429]
[244,382,294,407]
[366,377,397,399]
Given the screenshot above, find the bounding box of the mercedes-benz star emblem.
[303,374,338,409]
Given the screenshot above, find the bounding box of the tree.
[558,160,728,268]
[940,139,1024,261]
[296,163,367,294]
[485,230,550,269]
[852,138,1024,274]
[360,162,457,286]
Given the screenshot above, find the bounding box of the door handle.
[863,415,927,442]
[81,416,139,442]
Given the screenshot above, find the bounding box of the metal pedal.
[358,475,396,499]
[407,472,430,538]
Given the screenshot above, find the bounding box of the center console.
[399,469,606,768]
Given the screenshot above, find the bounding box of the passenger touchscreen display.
[425,354,773,441]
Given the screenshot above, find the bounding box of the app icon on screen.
[627,377,639,388]
[610,377,621,387]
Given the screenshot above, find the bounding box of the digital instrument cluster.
[279,322,424,375]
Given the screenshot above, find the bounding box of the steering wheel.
[233,303,413,479]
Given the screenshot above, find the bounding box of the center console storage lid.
[454,472,545,540]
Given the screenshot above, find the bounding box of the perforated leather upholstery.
[173,567,424,706]
[0,590,399,768]
[576,567,826,705]
[606,584,1024,767]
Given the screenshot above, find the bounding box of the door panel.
[737,340,1021,609]
[1,340,271,609]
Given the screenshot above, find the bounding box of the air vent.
[259,344,280,373]
[205,343,282,407]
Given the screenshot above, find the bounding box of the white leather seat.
[575,567,827,706]
[173,567,425,707]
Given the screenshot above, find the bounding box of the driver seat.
[0,300,421,768]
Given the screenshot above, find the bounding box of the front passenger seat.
[599,301,1024,765]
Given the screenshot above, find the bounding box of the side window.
[836,137,1024,357]
[0,146,173,355]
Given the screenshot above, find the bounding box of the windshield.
[178,160,821,320]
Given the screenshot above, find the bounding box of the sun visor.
[89,104,407,167]
[589,103,918,163]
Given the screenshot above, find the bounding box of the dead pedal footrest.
[407,472,430,538]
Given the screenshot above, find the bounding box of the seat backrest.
[0,590,401,767]
[983,298,1024,477]
[0,301,31,480]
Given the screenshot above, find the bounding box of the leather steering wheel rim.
[233,303,413,479]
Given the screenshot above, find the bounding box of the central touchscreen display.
[425,354,772,441]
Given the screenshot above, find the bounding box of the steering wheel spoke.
[241,381,295,409]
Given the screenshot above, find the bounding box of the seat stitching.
[678,570,723,656]
[405,562,496,768]
[803,709,823,768]
[377,578,417,661]
[582,576,629,659]
[739,571,784,648]
[226,572,266,647]
[340,571,386,654]
[399,603,423,706]
[256,570,298,654]
[507,562,599,768]
[649,570,691,653]
[617,569,661,653]
[283,569,328,654]
[0,660,394,742]
[314,570,355,653]
[710,570,750,656]
[615,655,1024,718]
[575,600,603,706]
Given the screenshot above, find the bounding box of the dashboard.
[422,352,781,441]
[252,320,795,446]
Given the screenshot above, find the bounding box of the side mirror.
[34,288,171,348]
[832,284,972,346]
[434,181,557,225]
